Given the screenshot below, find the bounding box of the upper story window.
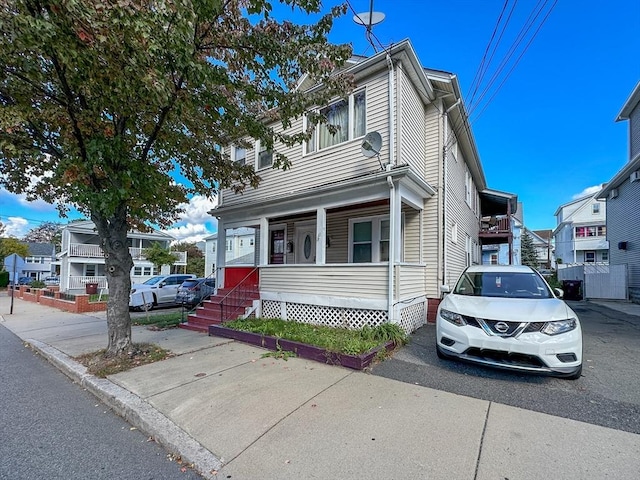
[233,146,246,166]
[575,226,606,237]
[592,203,600,214]
[465,170,472,207]
[305,90,366,154]
[226,239,232,251]
[257,141,273,169]
[26,256,45,264]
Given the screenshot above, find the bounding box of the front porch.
[190,166,436,334]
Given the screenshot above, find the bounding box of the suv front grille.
[465,318,546,338]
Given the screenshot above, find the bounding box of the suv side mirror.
[440,285,451,294]
[159,282,166,288]
[554,288,564,299]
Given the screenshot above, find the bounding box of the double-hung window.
[349,215,391,263]
[305,90,366,154]
[233,146,246,166]
[257,141,273,169]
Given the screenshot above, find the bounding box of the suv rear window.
[180,280,200,288]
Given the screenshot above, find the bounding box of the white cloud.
[3,217,29,238]
[18,195,57,212]
[164,195,218,243]
[178,195,218,225]
[572,184,603,200]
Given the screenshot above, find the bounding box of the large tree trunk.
[92,206,134,357]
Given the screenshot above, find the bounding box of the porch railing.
[68,243,187,264]
[220,267,259,322]
[68,276,108,290]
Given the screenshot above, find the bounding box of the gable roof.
[26,242,55,256]
[62,220,175,240]
[616,81,640,121]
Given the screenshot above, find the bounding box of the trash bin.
[561,280,583,301]
[85,283,99,294]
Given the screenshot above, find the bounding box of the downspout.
[386,54,396,169]
[387,175,395,323]
[386,53,396,324]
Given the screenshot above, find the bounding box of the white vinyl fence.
[557,264,628,300]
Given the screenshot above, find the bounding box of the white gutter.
[442,99,460,287]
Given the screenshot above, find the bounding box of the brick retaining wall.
[12,285,107,314]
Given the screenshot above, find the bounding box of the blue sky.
[1,0,639,238]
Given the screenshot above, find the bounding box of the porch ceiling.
[480,189,518,217]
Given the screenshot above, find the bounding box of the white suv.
[129,274,196,311]
[436,265,583,379]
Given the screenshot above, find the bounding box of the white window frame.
[451,223,458,244]
[256,140,273,170]
[304,88,366,155]
[592,203,600,214]
[465,170,472,207]
[232,145,247,166]
[348,214,390,263]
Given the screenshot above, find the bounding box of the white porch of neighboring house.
[59,240,187,292]
[213,165,435,333]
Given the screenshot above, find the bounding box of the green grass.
[225,318,407,356]
[131,312,183,329]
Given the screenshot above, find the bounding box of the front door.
[296,222,316,264]
[270,229,285,265]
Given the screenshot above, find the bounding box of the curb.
[26,338,224,479]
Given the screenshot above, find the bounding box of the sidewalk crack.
[474,401,491,480]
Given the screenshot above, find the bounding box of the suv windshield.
[142,276,164,285]
[454,271,552,299]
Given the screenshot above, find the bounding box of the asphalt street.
[371,300,640,434]
[0,324,202,480]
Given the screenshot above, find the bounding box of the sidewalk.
[2,292,640,479]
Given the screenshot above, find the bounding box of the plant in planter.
[210,318,407,370]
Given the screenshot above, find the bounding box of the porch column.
[316,208,326,265]
[216,224,226,288]
[259,217,269,266]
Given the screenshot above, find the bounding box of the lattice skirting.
[261,299,426,333]
[399,301,426,333]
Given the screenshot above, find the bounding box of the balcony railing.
[68,276,108,290]
[68,243,187,264]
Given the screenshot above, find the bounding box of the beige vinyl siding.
[399,66,426,175]
[397,264,426,298]
[402,204,420,263]
[422,103,443,297]
[260,265,388,297]
[326,204,389,264]
[222,71,391,208]
[444,139,480,285]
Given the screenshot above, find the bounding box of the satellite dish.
[353,12,386,27]
[361,131,383,158]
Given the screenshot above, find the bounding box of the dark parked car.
[18,277,34,285]
[176,278,216,306]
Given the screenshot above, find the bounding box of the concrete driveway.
[371,300,640,434]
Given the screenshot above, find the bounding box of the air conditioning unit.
[609,188,618,199]
[631,171,640,183]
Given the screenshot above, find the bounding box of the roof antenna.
[353,1,385,52]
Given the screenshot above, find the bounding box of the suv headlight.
[542,318,577,335]
[439,309,467,326]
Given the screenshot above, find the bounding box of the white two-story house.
[193,40,515,333]
[554,192,609,266]
[204,227,257,276]
[57,220,187,292]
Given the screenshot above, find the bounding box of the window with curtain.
[305,89,366,154]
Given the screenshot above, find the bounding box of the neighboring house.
[198,40,515,333]
[482,215,522,265]
[598,81,640,302]
[531,229,555,269]
[204,227,256,276]
[553,192,609,266]
[2,242,56,282]
[57,220,187,292]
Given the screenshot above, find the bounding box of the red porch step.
[178,288,258,333]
